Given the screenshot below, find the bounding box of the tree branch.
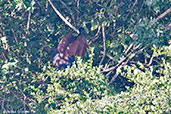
[59,0,75,22]
[26,11,31,34]
[102,44,143,73]
[48,0,79,33]
[89,26,101,45]
[157,8,171,21]
[100,51,114,60]
[100,23,106,65]
[108,47,145,84]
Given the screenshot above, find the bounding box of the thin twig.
[2,97,5,112]
[102,47,133,73]
[89,26,101,45]
[90,27,101,39]
[100,51,114,60]
[106,70,113,77]
[127,0,137,13]
[102,44,143,73]
[164,23,171,31]
[48,0,79,33]
[26,11,31,34]
[100,23,106,65]
[77,0,80,8]
[146,49,156,66]
[108,47,145,84]
[94,26,101,38]
[123,47,145,66]
[19,88,27,114]
[157,8,171,21]
[124,42,134,54]
[59,0,75,22]
[93,0,103,7]
[147,54,154,67]
[46,0,48,12]
[125,0,138,20]
[109,71,119,84]
[11,29,18,43]
[133,43,141,50]
[104,59,111,69]
[102,55,126,73]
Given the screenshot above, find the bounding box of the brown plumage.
[57,32,88,57]
[65,35,88,56]
[52,31,88,69]
[57,33,74,54]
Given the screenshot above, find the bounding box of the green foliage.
[27,48,109,113]
[133,17,170,47]
[48,45,171,114]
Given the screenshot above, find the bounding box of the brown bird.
[52,28,88,69]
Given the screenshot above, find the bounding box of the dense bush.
[28,48,110,113]
[49,45,171,114]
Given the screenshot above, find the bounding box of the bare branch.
[109,71,119,84]
[100,23,106,65]
[89,26,101,45]
[108,47,145,84]
[26,11,31,34]
[59,0,75,22]
[48,0,79,33]
[124,42,134,54]
[103,44,144,73]
[102,55,126,73]
[77,0,80,8]
[100,51,114,60]
[157,8,171,21]
[94,26,101,38]
[12,29,18,43]
[123,47,145,66]
[146,49,156,66]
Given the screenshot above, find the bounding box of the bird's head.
[78,27,85,35]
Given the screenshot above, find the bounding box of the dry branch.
[48,0,79,33]
[109,47,145,84]
[157,8,171,21]
[100,23,106,65]
[26,12,31,34]
[59,0,75,22]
